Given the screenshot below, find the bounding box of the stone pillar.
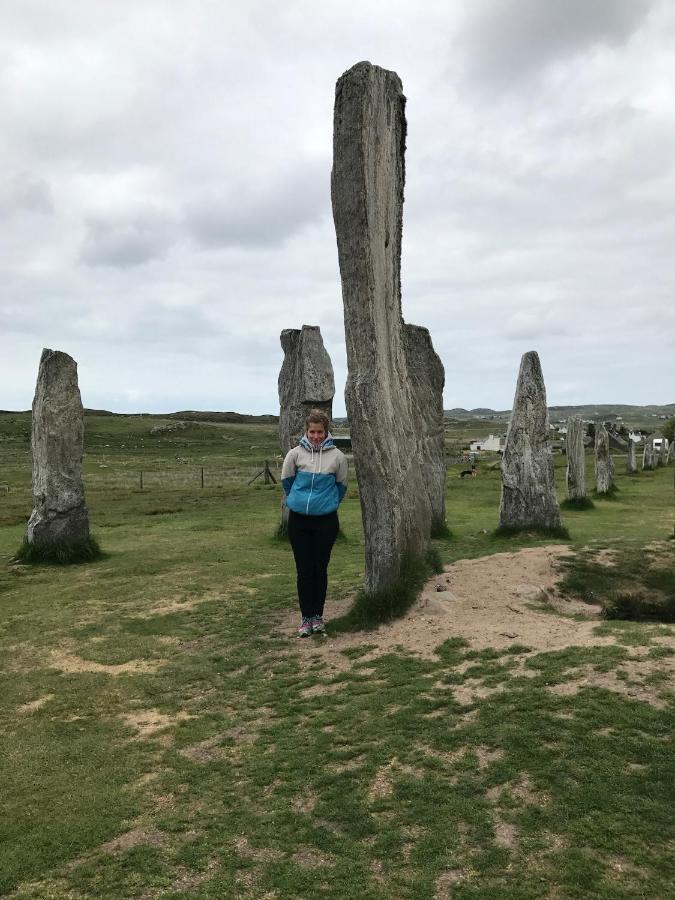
[595,423,615,493]
[658,439,668,466]
[642,442,654,471]
[332,61,434,593]
[402,324,446,533]
[565,417,586,500]
[499,351,561,530]
[668,439,675,464]
[26,349,90,546]
[625,439,637,475]
[278,325,335,531]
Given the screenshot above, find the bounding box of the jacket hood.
[299,432,335,451]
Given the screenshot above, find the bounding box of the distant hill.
[444,404,675,425]
[79,409,280,424]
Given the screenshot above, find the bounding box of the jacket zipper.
[306,447,316,514]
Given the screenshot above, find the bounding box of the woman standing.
[281,410,348,637]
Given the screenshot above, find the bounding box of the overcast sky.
[2,0,673,415]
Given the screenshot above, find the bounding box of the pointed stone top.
[335,61,404,95]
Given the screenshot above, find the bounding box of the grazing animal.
[460,469,476,478]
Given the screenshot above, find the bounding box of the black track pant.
[288,510,339,619]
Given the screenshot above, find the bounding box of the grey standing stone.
[658,438,668,466]
[669,439,675,464]
[499,351,561,529]
[594,423,615,493]
[625,439,637,475]
[642,442,654,471]
[26,349,90,545]
[332,61,434,592]
[278,325,335,456]
[565,417,586,500]
[278,325,335,531]
[402,324,446,532]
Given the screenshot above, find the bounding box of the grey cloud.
[0,172,54,218]
[457,0,653,87]
[80,209,178,268]
[184,160,329,248]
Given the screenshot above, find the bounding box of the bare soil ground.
[283,545,674,706]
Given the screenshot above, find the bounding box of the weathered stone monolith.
[658,438,668,466]
[402,324,446,533]
[594,423,615,493]
[642,442,654,471]
[499,351,561,530]
[625,439,637,474]
[332,61,435,592]
[278,325,335,531]
[278,325,335,456]
[669,439,675,464]
[565,417,586,500]
[25,349,90,545]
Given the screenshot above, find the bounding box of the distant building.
[469,434,504,452]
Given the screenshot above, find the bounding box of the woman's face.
[307,423,326,447]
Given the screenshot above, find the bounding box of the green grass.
[0,412,674,898]
[14,535,103,565]
[560,496,595,511]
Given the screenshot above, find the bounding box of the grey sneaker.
[311,615,326,634]
[297,617,313,638]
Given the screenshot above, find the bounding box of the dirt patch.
[48,645,163,676]
[494,820,519,850]
[17,693,54,714]
[301,680,346,699]
[291,792,317,814]
[121,708,194,740]
[283,546,675,675]
[368,757,425,801]
[547,656,675,709]
[434,869,471,898]
[101,827,167,853]
[475,746,504,769]
[292,847,335,868]
[233,836,282,862]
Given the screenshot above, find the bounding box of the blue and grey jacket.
[281,433,348,516]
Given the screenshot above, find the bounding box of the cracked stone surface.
[331,61,435,592]
[499,351,561,530]
[26,348,90,545]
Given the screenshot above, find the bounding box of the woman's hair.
[305,409,330,433]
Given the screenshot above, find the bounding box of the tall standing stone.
[332,61,435,593]
[642,442,654,471]
[402,324,446,532]
[625,439,637,474]
[25,349,90,546]
[499,351,561,530]
[278,325,335,532]
[669,439,675,464]
[565,417,586,500]
[658,438,668,466]
[594,423,615,493]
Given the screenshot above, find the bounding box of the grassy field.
[0,413,673,899]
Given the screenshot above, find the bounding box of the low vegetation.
[0,412,673,898]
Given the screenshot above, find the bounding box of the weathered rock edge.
[499,351,561,530]
[595,423,615,494]
[26,349,90,545]
[278,325,335,533]
[331,61,436,592]
[565,416,586,500]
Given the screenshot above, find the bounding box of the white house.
[469,434,504,452]
[628,431,643,444]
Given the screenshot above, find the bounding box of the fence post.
[140,471,143,490]
[201,466,204,488]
